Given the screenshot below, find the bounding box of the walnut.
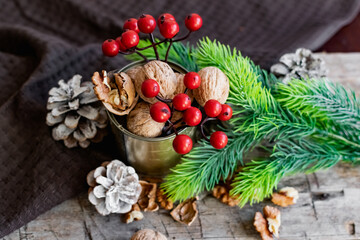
[92,71,138,115]
[157,189,173,210]
[127,102,165,137]
[126,66,142,81]
[271,187,299,207]
[138,180,159,212]
[193,67,229,106]
[263,206,281,238]
[124,204,144,224]
[131,229,167,240]
[170,197,198,226]
[134,60,177,103]
[212,185,240,207]
[254,212,273,240]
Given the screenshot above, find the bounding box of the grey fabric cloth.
[0,0,359,237]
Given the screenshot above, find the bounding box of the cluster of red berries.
[141,72,233,155]
[102,13,203,58]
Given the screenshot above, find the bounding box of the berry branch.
[101,13,203,63]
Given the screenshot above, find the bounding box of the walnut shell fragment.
[193,67,229,106]
[127,102,165,137]
[124,204,144,224]
[135,60,177,103]
[271,187,299,207]
[212,185,240,207]
[263,206,281,238]
[254,212,273,240]
[170,197,198,226]
[138,180,159,212]
[157,189,174,210]
[92,71,138,115]
[131,229,167,240]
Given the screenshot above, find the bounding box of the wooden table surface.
[3,53,360,240]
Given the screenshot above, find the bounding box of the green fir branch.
[162,131,258,202]
[158,37,360,206]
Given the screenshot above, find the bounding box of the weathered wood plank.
[3,53,360,240]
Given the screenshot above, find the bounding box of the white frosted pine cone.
[46,74,108,148]
[270,48,328,84]
[87,160,142,215]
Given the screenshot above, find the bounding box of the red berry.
[138,14,156,34]
[102,39,119,57]
[173,134,193,154]
[141,79,160,98]
[123,18,140,33]
[172,93,191,111]
[183,72,201,89]
[183,107,202,126]
[121,30,139,49]
[185,13,203,32]
[204,99,222,117]
[159,20,179,39]
[157,13,175,25]
[115,37,128,52]
[150,102,171,123]
[210,131,228,149]
[217,104,233,121]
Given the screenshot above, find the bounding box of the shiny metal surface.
[108,61,195,176]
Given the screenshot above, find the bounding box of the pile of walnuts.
[92,59,232,154]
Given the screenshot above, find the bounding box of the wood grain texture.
[3,53,360,240]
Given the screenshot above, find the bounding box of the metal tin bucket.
[107,61,195,176]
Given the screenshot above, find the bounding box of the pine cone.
[270,48,328,84]
[87,160,142,215]
[46,74,108,148]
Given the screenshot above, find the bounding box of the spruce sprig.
[126,37,360,206]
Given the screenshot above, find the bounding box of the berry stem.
[166,120,179,136]
[156,95,172,103]
[134,51,148,62]
[165,39,173,62]
[135,39,168,51]
[199,116,217,141]
[149,33,159,60]
[172,30,192,42]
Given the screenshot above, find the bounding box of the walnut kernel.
[157,189,174,210]
[124,204,143,224]
[271,187,299,207]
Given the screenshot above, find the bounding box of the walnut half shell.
[170,197,198,226]
[92,71,138,115]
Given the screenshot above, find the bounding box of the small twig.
[134,51,148,62]
[135,39,168,51]
[184,88,188,94]
[156,95,172,103]
[166,120,178,136]
[149,33,159,60]
[165,39,173,62]
[199,116,217,141]
[173,31,192,42]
